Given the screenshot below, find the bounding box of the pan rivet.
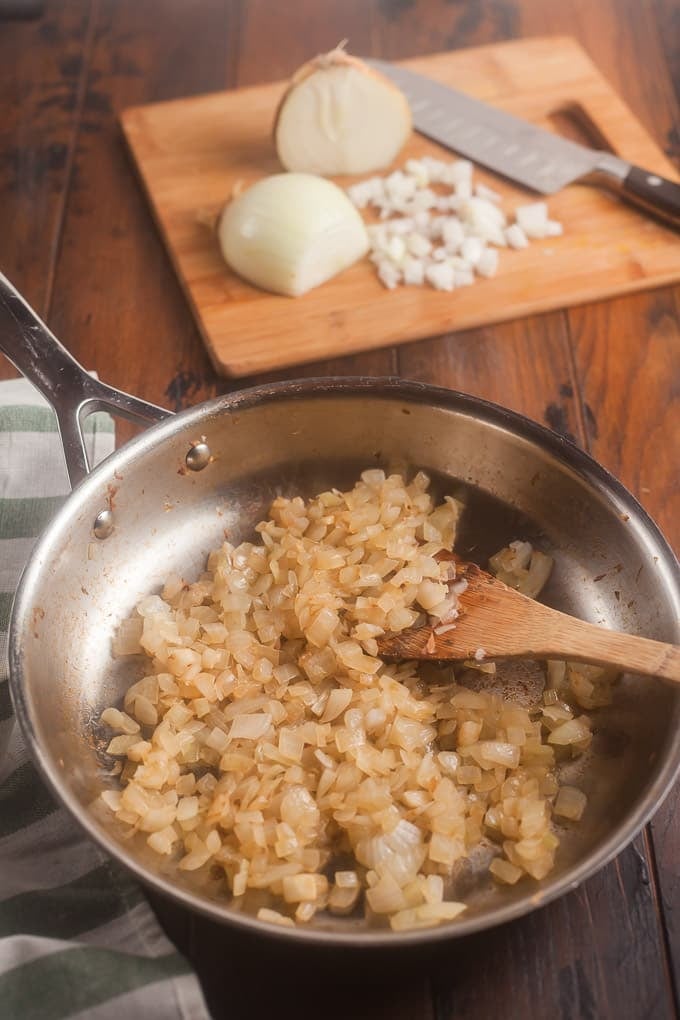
[93,509,114,539]
[186,441,211,472]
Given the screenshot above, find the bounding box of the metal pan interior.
[9,379,680,945]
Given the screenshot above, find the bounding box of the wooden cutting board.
[121,37,680,378]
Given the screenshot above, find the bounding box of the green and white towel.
[0,379,210,1020]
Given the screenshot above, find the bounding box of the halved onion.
[274,46,412,176]
[218,173,369,297]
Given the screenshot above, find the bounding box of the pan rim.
[8,376,680,946]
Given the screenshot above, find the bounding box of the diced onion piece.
[475,741,521,768]
[218,174,369,297]
[334,870,360,889]
[477,247,499,277]
[274,47,412,176]
[178,843,211,871]
[127,740,151,762]
[417,901,466,922]
[505,223,529,249]
[320,687,354,723]
[133,694,158,727]
[233,861,249,897]
[100,708,140,735]
[521,551,554,599]
[328,883,361,915]
[554,785,587,821]
[229,713,272,741]
[282,873,321,903]
[176,796,199,822]
[295,901,317,923]
[365,871,407,914]
[490,857,523,884]
[425,262,455,292]
[107,734,140,755]
[100,789,122,812]
[547,659,567,688]
[147,826,179,855]
[390,900,466,931]
[307,607,340,647]
[547,717,591,746]
[257,907,295,928]
[356,820,426,886]
[429,832,464,867]
[516,201,549,238]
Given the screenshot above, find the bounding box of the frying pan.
[1,272,679,946]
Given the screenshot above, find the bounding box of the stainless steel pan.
[1,273,679,946]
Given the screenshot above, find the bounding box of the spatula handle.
[548,614,680,683]
[620,165,680,230]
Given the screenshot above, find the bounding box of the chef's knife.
[367,59,680,229]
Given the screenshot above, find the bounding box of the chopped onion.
[274,46,412,176]
[522,551,554,599]
[229,713,272,741]
[516,201,548,237]
[490,857,522,884]
[100,708,140,735]
[505,223,529,249]
[547,716,592,746]
[100,472,593,932]
[257,908,295,928]
[554,785,587,820]
[328,883,360,915]
[282,873,320,903]
[348,158,563,292]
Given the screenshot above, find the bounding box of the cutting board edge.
[208,271,680,378]
[119,34,589,126]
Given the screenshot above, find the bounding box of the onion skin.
[273,47,412,176]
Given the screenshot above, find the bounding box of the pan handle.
[0,272,170,489]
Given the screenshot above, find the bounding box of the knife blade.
[367,59,680,228]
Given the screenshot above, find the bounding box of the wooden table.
[1,2,678,1017]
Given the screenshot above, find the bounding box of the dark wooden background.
[1,2,678,1017]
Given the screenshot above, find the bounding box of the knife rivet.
[646,175,662,187]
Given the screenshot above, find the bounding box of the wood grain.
[46,0,236,423]
[0,0,94,318]
[373,4,679,1020]
[121,36,680,377]
[378,559,680,681]
[515,1,680,1007]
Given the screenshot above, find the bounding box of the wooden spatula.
[376,557,680,682]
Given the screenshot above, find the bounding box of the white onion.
[218,174,368,297]
[505,223,529,249]
[516,201,548,236]
[274,46,411,176]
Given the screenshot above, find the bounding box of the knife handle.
[620,165,680,229]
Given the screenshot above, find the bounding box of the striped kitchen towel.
[0,378,210,1020]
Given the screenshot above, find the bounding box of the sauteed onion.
[100,471,615,930]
